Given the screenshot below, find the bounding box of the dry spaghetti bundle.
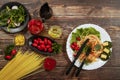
[0,50,45,80]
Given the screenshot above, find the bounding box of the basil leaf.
[52,43,62,54]
[4,45,14,54]
[94,44,101,51]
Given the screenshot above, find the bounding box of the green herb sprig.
[52,43,62,54]
[4,44,14,55]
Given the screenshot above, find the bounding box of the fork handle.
[66,60,76,75]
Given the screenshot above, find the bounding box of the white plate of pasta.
[66,24,112,70]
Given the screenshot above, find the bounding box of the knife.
[66,39,89,75]
[75,47,91,77]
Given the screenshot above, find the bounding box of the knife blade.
[75,47,91,77]
[66,39,89,75]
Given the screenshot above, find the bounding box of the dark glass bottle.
[40,2,53,22]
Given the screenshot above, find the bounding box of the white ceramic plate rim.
[66,24,112,70]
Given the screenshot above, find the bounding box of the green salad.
[70,27,100,43]
[0,6,25,30]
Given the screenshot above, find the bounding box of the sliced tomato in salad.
[28,19,44,35]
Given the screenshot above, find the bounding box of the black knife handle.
[75,59,85,77]
[75,48,91,77]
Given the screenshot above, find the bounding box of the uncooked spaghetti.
[0,50,46,80]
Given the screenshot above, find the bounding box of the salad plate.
[0,2,30,33]
[66,24,112,70]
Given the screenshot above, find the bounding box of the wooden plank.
[40,0,120,8]
[1,0,118,8]
[22,67,120,80]
[46,18,120,27]
[51,6,120,17]
[0,60,7,68]
[31,5,120,18]
[1,2,120,18]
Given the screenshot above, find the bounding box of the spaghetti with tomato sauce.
[78,35,103,63]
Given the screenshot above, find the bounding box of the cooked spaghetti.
[78,35,103,63]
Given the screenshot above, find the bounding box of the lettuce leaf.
[70,27,100,43]
[70,33,79,43]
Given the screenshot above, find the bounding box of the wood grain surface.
[0,0,120,80]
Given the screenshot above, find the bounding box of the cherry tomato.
[38,46,43,50]
[32,43,38,47]
[75,46,80,51]
[44,48,47,52]
[11,49,17,55]
[44,38,48,45]
[47,40,52,45]
[72,42,77,46]
[73,53,77,57]
[70,44,75,49]
[76,37,81,41]
[34,39,39,44]
[5,55,12,60]
[39,40,44,44]
[46,45,51,49]
[48,48,53,53]
[37,38,42,42]
[41,44,46,49]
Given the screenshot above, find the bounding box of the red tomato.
[28,25,41,35]
[37,38,42,42]
[11,49,17,55]
[76,37,81,41]
[33,39,38,44]
[44,38,48,45]
[41,44,46,49]
[38,46,43,50]
[72,42,77,46]
[39,40,44,44]
[75,46,80,51]
[44,47,47,52]
[46,45,51,49]
[73,53,77,57]
[36,20,42,26]
[44,58,56,71]
[32,43,38,47]
[28,19,35,26]
[47,40,52,45]
[48,48,53,53]
[28,19,44,35]
[5,55,12,60]
[70,44,75,49]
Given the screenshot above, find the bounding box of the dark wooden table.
[0,0,120,80]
